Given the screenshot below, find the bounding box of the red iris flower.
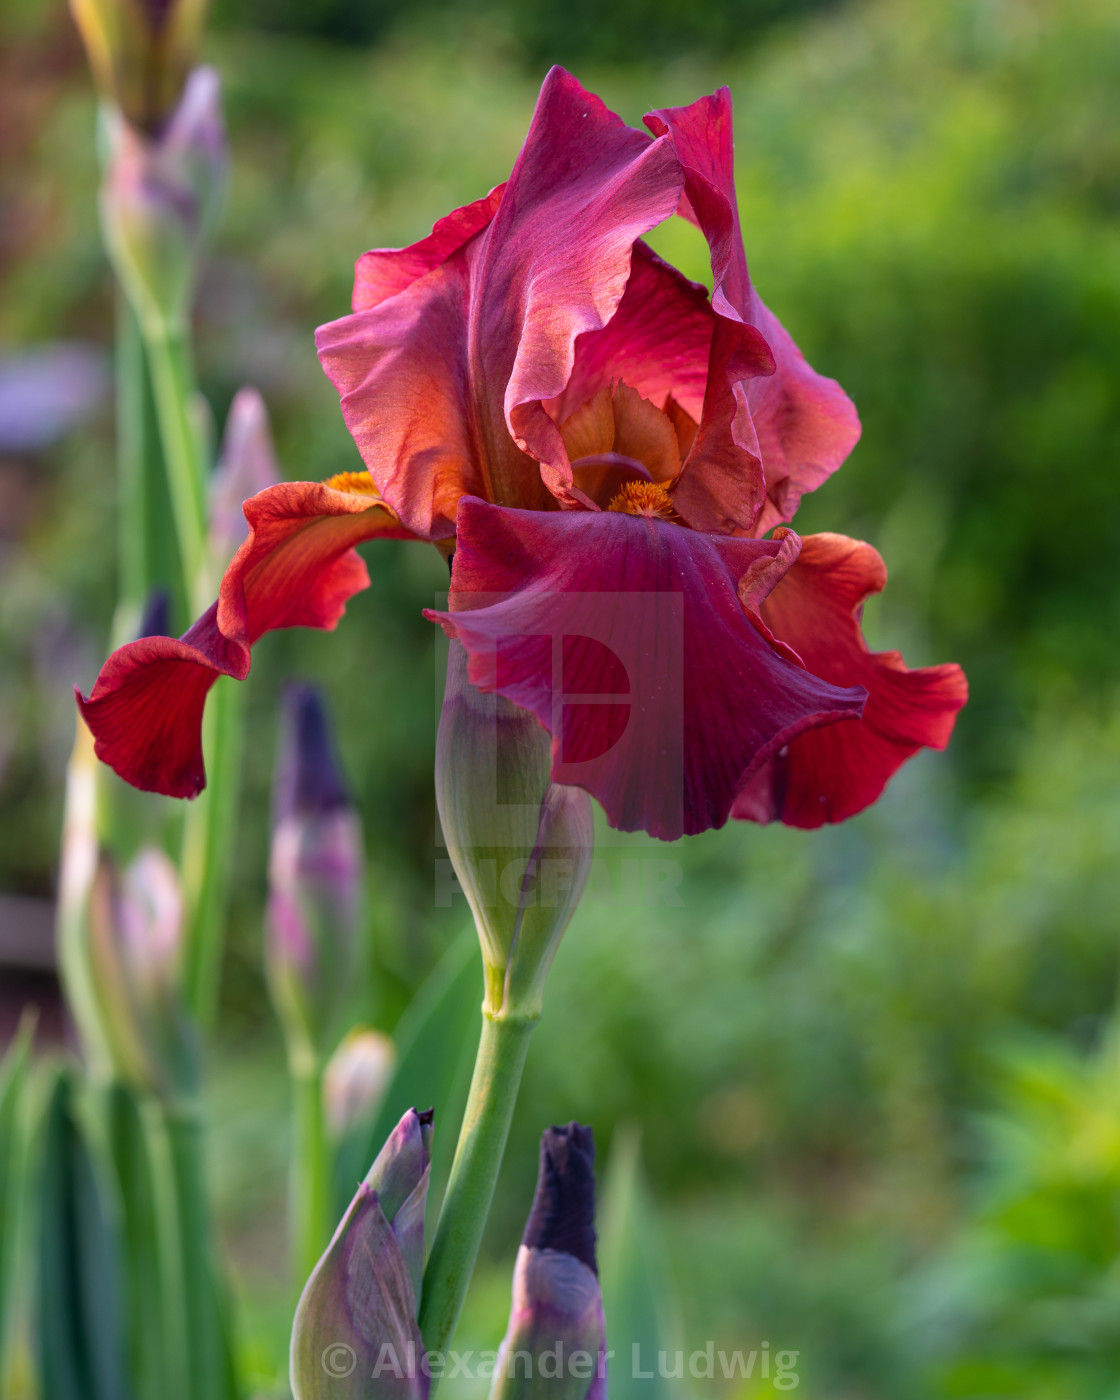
[78,69,966,840]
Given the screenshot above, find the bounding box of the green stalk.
[181,675,246,1026]
[143,318,208,616]
[291,1053,330,1286]
[140,1098,191,1400]
[418,1012,535,1363]
[164,1099,226,1400]
[114,291,184,641]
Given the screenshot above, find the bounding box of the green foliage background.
[2,0,1119,1394]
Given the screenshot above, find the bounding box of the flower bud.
[436,641,593,1020]
[100,65,226,334]
[324,1028,396,1142]
[491,1123,605,1400]
[209,387,282,567]
[290,1108,433,1400]
[86,845,199,1099]
[266,683,363,1065]
[70,0,209,132]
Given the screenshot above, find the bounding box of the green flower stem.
[419,1011,536,1364]
[140,1098,191,1400]
[113,291,184,642]
[292,1053,330,1287]
[164,1099,226,1400]
[143,318,208,616]
[180,674,246,1027]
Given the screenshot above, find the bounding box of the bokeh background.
[2,0,1120,1394]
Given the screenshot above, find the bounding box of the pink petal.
[645,90,861,532]
[734,532,968,827]
[425,499,866,841]
[77,481,415,798]
[318,67,685,536]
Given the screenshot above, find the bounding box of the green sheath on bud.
[436,641,593,1020]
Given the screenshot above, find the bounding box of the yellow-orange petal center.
[322,470,382,497]
[607,480,678,520]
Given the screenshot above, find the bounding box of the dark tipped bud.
[136,587,171,639]
[524,1123,597,1276]
[70,0,209,133]
[273,683,351,823]
[490,1124,606,1400]
[290,1109,433,1400]
[266,684,363,1063]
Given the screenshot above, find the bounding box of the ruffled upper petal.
[645,90,861,534]
[319,68,685,537]
[76,479,415,798]
[733,532,969,828]
[425,499,866,841]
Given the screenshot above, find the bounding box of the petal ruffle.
[76,480,415,798]
[645,90,861,534]
[318,67,684,536]
[554,242,774,535]
[733,532,968,828]
[425,499,866,841]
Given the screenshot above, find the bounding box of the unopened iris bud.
[491,1123,605,1400]
[86,845,199,1099]
[324,1028,396,1142]
[209,387,282,567]
[266,683,363,1065]
[291,1108,433,1400]
[70,0,209,133]
[100,65,226,334]
[436,642,593,1020]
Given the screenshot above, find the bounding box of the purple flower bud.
[266,684,363,1062]
[290,1108,433,1400]
[136,587,172,639]
[436,641,593,1019]
[491,1124,605,1400]
[100,65,227,333]
[209,387,282,565]
[324,1029,396,1142]
[70,0,210,132]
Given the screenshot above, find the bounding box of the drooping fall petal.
[733,532,968,828]
[317,67,684,537]
[425,498,866,842]
[645,90,861,534]
[76,478,415,799]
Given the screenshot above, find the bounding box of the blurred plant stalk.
[266,684,366,1283]
[50,6,248,1396]
[55,717,231,1400]
[75,0,245,1030]
[419,641,594,1364]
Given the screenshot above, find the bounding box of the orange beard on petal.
[322,470,383,497]
[607,480,679,520]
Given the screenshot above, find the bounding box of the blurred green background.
[2,0,1120,1394]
